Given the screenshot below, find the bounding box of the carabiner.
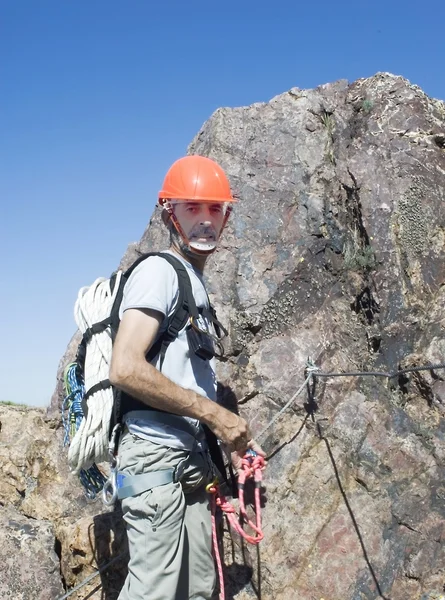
[206,477,219,494]
[102,457,119,506]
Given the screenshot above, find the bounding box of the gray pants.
[117,431,216,600]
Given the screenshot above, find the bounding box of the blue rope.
[63,363,106,499]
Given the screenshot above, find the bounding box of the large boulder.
[121,72,445,600]
[2,73,445,599]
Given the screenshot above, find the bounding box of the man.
[110,155,265,600]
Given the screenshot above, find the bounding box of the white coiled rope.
[68,272,123,474]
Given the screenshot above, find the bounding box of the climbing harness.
[207,449,265,600]
[56,448,261,600]
[102,423,179,505]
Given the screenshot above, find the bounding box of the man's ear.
[161,208,172,228]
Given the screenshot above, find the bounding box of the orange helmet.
[158,155,236,204]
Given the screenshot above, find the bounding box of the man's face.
[171,201,227,252]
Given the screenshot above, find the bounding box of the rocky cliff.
[2,73,445,600]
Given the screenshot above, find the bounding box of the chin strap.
[219,203,232,236]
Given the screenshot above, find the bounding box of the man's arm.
[109,307,251,452]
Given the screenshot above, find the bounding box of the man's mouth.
[193,235,216,242]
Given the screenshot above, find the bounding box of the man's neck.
[169,244,208,273]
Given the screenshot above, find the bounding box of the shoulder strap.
[203,304,228,339]
[144,252,199,368]
[122,252,163,279]
[108,251,191,341]
[108,251,199,371]
[111,251,198,431]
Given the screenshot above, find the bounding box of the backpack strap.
[112,252,198,429]
[145,252,199,369]
[105,250,195,349]
[81,272,123,346]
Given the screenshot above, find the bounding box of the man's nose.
[199,207,212,224]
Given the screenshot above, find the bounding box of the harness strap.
[202,424,229,486]
[116,445,192,500]
[117,469,175,500]
[203,305,228,338]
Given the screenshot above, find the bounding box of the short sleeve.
[119,256,179,320]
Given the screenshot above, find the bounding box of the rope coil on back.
[67,274,122,474]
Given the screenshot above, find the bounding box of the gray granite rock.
[5,73,445,599]
[0,504,63,599]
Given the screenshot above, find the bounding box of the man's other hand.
[231,439,267,474]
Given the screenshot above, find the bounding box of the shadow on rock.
[90,504,128,599]
[217,382,240,415]
[223,562,255,600]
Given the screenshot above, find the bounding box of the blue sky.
[1,0,444,407]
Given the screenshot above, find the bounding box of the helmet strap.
[220,203,232,234]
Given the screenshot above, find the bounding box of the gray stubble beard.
[169,227,208,261]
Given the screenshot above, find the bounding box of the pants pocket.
[122,481,184,532]
[122,487,162,530]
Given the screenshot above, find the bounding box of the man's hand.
[207,409,251,452]
[231,439,267,474]
[203,406,267,471]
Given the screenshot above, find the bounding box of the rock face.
[2,73,445,599]
[0,405,127,599]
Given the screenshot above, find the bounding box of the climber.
[109,155,265,600]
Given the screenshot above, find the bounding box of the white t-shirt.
[118,250,217,450]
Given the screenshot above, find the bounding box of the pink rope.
[209,493,226,600]
[207,452,265,600]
